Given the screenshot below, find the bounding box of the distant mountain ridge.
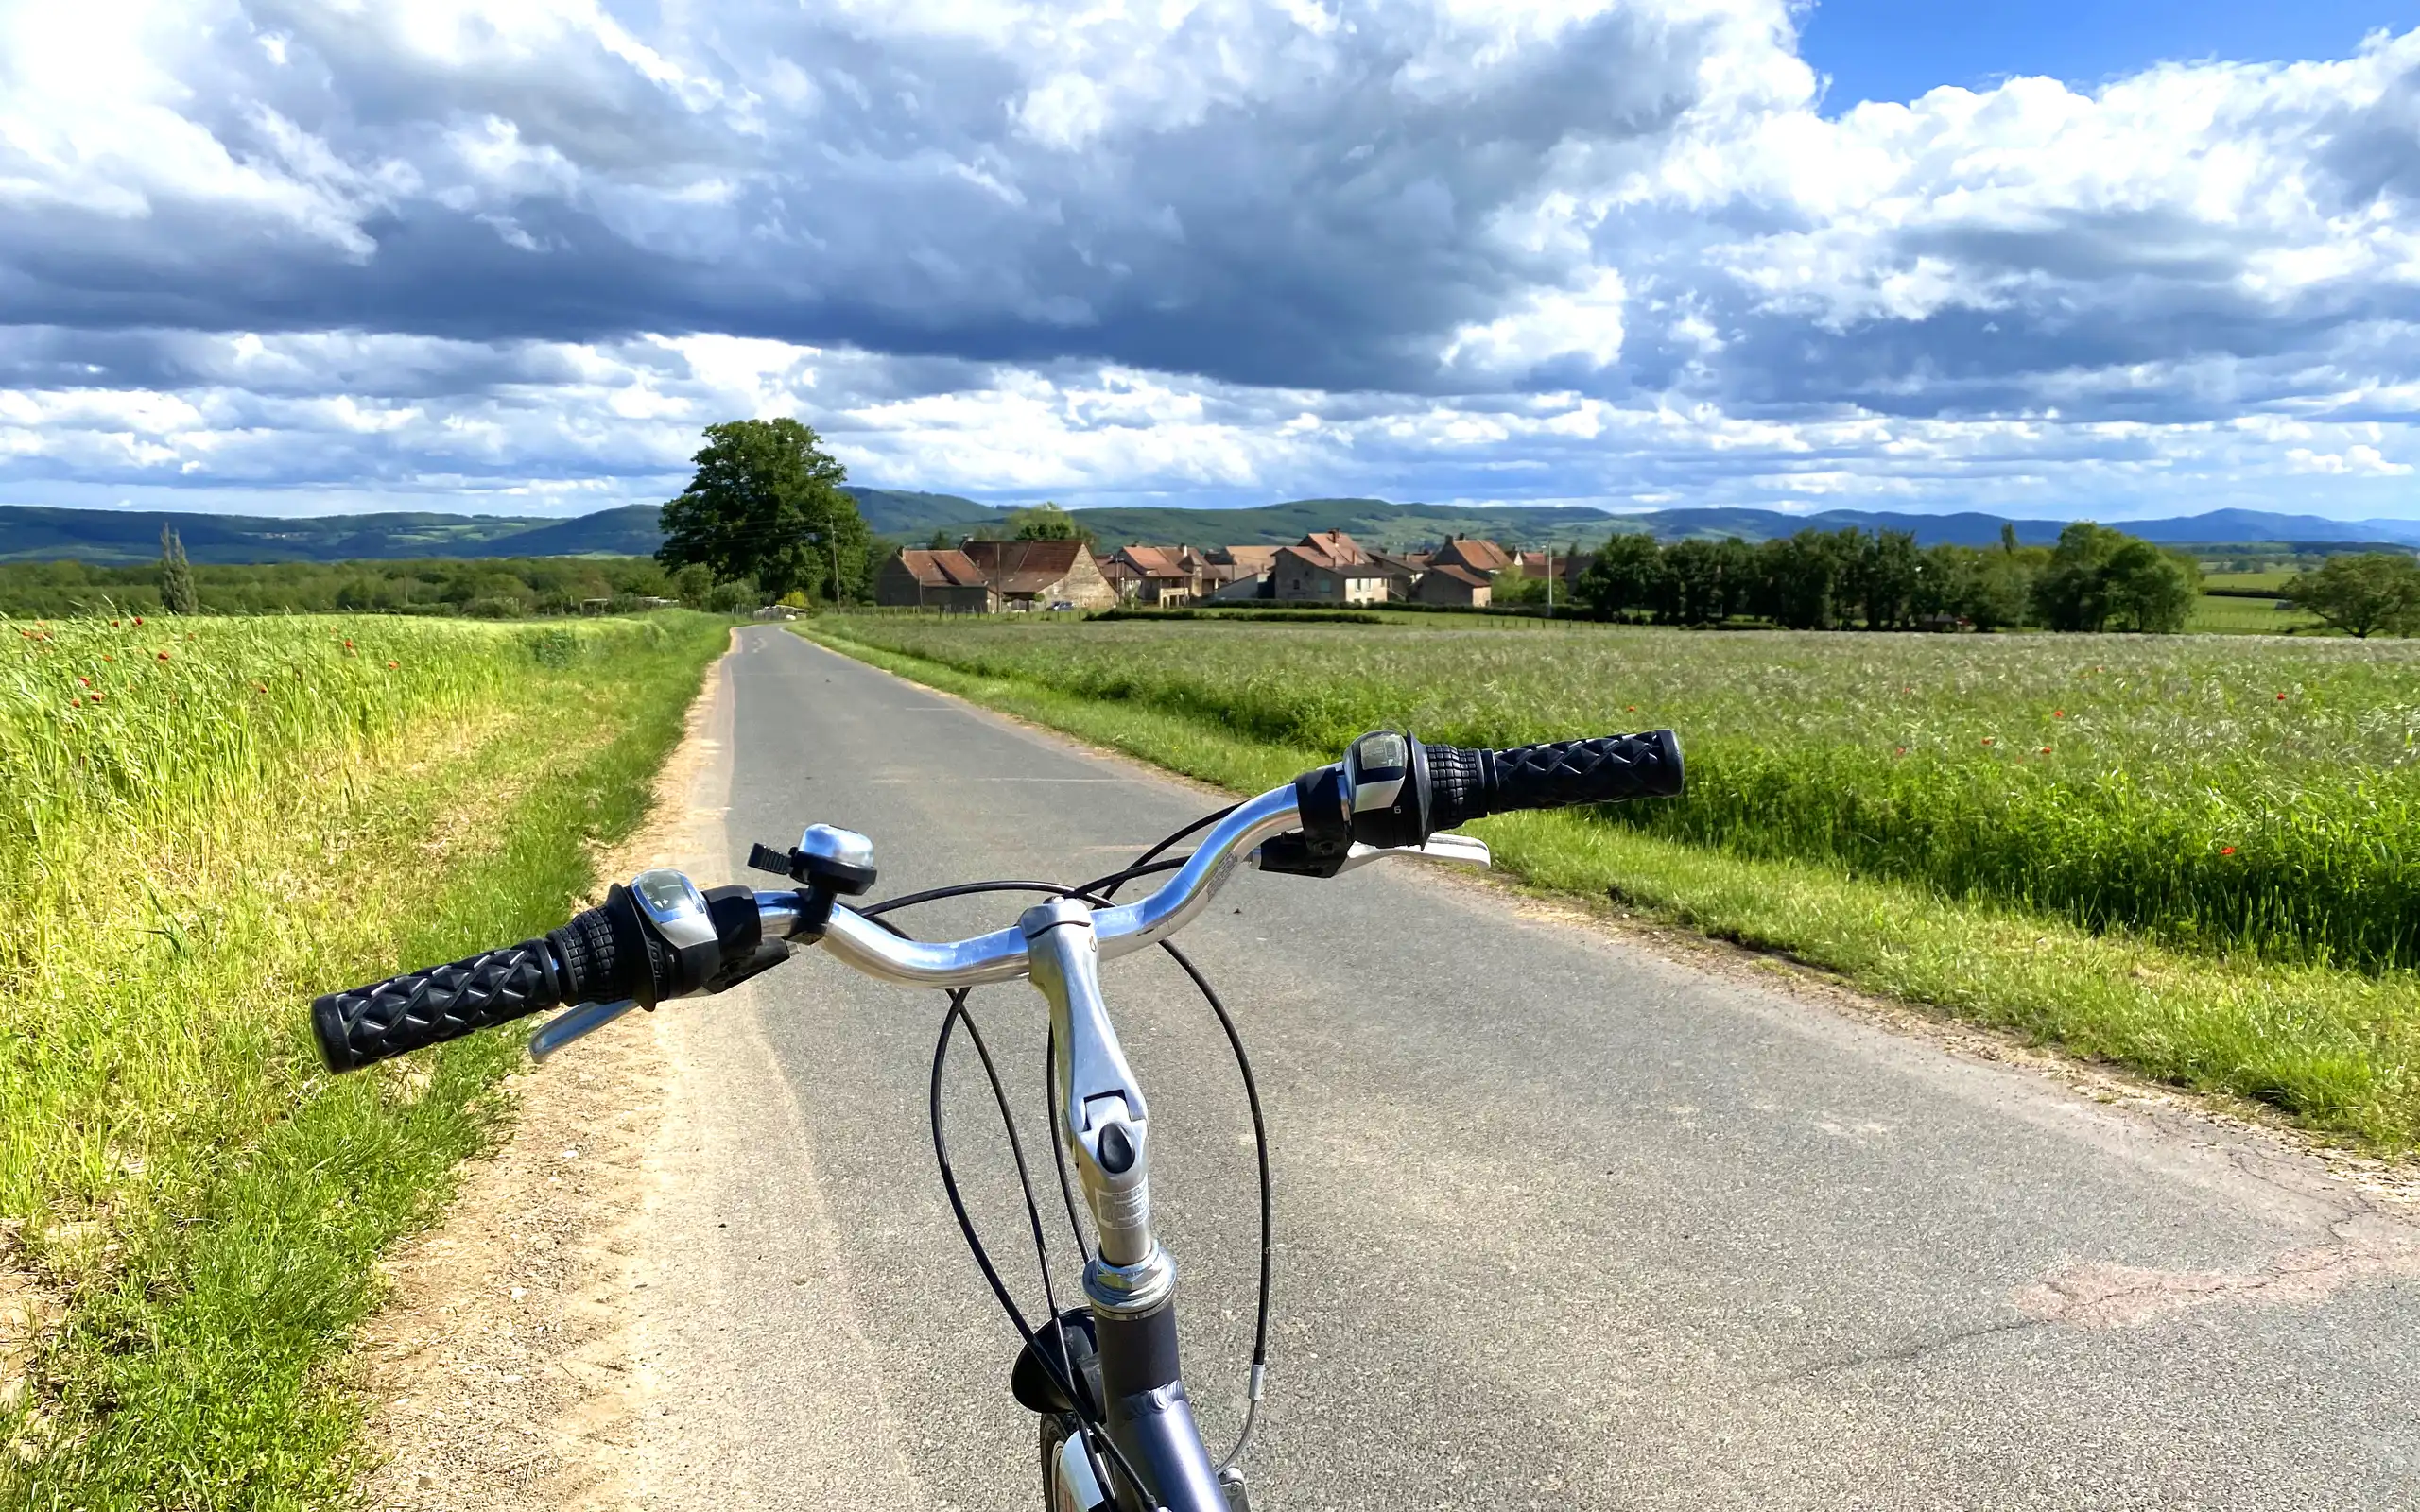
[6,494,2417,565]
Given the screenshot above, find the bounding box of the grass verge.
[2,612,728,1509]
[801,622,2420,1153]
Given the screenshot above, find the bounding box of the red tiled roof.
[1514,550,1586,578]
[1279,543,1387,578]
[1434,536,1512,573]
[1212,545,1281,571]
[1300,529,1370,564]
[961,538,1092,593]
[1428,563,1490,587]
[1115,545,1190,578]
[895,548,989,589]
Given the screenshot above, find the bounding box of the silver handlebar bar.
[531,782,1492,1059]
[792,784,1307,988]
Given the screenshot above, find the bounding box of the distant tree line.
[1573,522,2204,633]
[0,555,719,619]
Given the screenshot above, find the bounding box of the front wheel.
[1041,1414,1115,1511]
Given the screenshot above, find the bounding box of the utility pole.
[804,529,843,607]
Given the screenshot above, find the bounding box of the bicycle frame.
[1025,896,1230,1512]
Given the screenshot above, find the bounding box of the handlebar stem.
[1025,898,1158,1270]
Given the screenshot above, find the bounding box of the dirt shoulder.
[355,644,735,1512]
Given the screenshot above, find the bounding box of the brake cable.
[858,799,1277,1492]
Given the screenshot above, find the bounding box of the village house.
[1430,535,1514,577]
[873,548,995,611]
[958,538,1117,610]
[1512,549,1592,580]
[1200,545,1282,600]
[1411,563,1492,608]
[1106,544,1201,606]
[1369,551,1429,597]
[1271,530,1393,604]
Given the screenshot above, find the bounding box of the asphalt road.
[628,627,2419,1510]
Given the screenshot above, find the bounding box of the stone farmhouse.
[1269,531,1394,605]
[875,548,996,611]
[873,539,1116,611]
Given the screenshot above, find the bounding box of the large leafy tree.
[2101,540,2201,633]
[656,420,869,601]
[2290,552,2420,638]
[2029,522,2130,631]
[2031,523,2199,633]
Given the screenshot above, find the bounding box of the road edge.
[354,634,739,1511]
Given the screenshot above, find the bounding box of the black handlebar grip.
[311,902,634,1073]
[311,941,565,1073]
[1426,730,1683,831]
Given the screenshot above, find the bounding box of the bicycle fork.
[1024,898,1236,1512]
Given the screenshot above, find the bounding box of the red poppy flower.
[1981,737,1994,746]
[2052,710,2065,718]
[387,660,399,669]
[2040,746,2052,753]
[76,676,89,686]
[156,650,171,662]
[86,691,102,702]
[131,616,143,626]
[2221,846,2236,855]
[2276,693,2288,700]
[110,619,120,627]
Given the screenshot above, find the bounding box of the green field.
[2,610,726,1507]
[2188,593,2321,633]
[805,613,2420,1150]
[2200,568,2303,593]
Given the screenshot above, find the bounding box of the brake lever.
[531,998,641,1060]
[1253,832,1492,878]
[530,939,795,1062]
[1336,833,1492,873]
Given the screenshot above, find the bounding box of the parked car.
[1048,599,1076,611]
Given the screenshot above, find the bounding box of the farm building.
[957,539,1117,610]
[1431,535,1514,576]
[1411,563,1493,608]
[874,548,995,611]
[1107,544,1201,605]
[1272,535,1394,604]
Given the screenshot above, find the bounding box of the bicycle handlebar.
[310,727,1680,1071]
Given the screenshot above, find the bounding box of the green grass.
[802,615,2420,1150]
[2188,593,2323,634]
[1,611,728,1508]
[2200,568,2303,593]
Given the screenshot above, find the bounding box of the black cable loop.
[866,799,1273,1505]
[929,991,1155,1505]
[1045,1026,1093,1265]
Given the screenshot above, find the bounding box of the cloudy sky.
[5,0,2419,522]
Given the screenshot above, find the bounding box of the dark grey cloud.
[6,4,2420,519]
[1,0,1746,392]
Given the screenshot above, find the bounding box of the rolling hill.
[6,494,2417,566]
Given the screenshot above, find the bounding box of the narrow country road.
[623,627,2419,1510]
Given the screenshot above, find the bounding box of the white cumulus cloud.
[0,1,2416,521]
